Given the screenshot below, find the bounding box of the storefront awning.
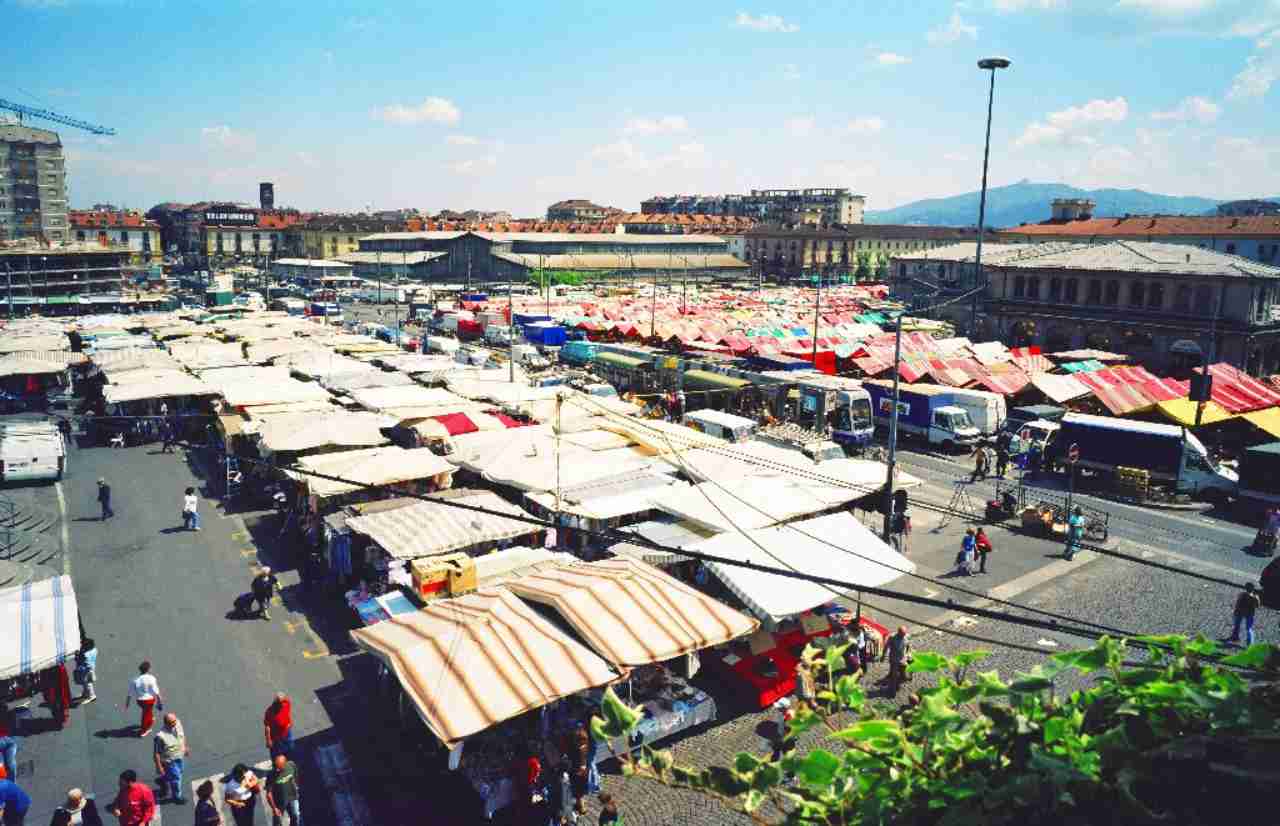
[693,511,915,626]
[0,575,81,681]
[1243,407,1280,438]
[350,588,618,747]
[1154,398,1237,427]
[682,369,750,390]
[344,490,534,559]
[504,558,758,668]
[594,352,649,370]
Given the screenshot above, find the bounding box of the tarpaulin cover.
[0,575,80,680]
[1031,372,1092,403]
[1155,398,1237,427]
[350,588,617,747]
[1090,382,1156,416]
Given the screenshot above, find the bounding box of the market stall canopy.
[286,445,455,499]
[103,370,218,404]
[348,385,470,413]
[350,587,618,747]
[275,350,376,380]
[0,353,74,377]
[1243,407,1280,438]
[1050,348,1127,362]
[318,371,416,394]
[1153,398,1236,427]
[198,366,332,407]
[166,340,249,371]
[0,575,81,681]
[92,350,182,375]
[0,334,69,355]
[504,557,759,668]
[692,511,916,625]
[1030,372,1092,403]
[344,490,533,559]
[253,410,395,453]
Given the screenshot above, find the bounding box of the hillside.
[863,181,1223,228]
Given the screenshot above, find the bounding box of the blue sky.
[6,0,1278,217]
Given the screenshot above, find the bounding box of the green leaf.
[796,749,842,787]
[752,761,783,791]
[734,752,762,774]
[952,651,991,669]
[907,651,947,674]
[1221,643,1273,669]
[1051,642,1114,674]
[743,789,765,813]
[834,675,866,710]
[1184,636,1220,657]
[825,641,852,674]
[831,719,902,742]
[1043,716,1072,745]
[648,748,674,776]
[974,670,1010,697]
[1008,677,1054,694]
[596,685,642,739]
[1138,681,1185,700]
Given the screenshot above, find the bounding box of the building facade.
[68,210,161,265]
[999,199,1280,264]
[0,243,133,309]
[744,224,979,281]
[642,188,866,226]
[978,240,1280,374]
[298,215,425,260]
[0,125,67,243]
[1217,200,1280,218]
[545,199,622,222]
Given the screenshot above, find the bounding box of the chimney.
[1051,198,1096,222]
[1185,253,1190,263]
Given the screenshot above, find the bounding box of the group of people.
[956,528,994,576]
[519,723,618,825]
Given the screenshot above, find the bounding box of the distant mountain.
[863,180,1223,229]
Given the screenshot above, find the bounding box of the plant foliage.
[595,636,1280,825]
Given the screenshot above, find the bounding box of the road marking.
[55,481,70,577]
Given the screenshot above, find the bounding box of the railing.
[0,494,14,561]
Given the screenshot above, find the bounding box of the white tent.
[0,575,81,680]
[692,512,916,626]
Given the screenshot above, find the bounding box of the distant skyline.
[7,0,1278,216]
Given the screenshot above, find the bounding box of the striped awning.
[345,490,534,559]
[1090,382,1156,416]
[504,558,758,668]
[0,575,80,681]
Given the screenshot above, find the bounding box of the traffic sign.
[1067,442,1080,464]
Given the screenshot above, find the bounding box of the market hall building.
[354,230,748,284]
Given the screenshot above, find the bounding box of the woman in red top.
[974,527,993,575]
[263,693,293,759]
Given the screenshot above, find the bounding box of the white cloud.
[875,52,911,66]
[926,10,978,44]
[1151,95,1221,123]
[943,151,969,162]
[991,0,1061,10]
[1114,0,1216,15]
[847,116,886,134]
[200,125,255,152]
[446,134,480,146]
[622,115,689,135]
[590,139,710,173]
[1215,136,1272,164]
[780,63,803,80]
[1046,96,1129,128]
[1228,54,1278,100]
[373,97,461,126]
[447,154,498,175]
[1087,145,1138,180]
[734,11,798,32]
[1014,122,1064,147]
[785,117,815,137]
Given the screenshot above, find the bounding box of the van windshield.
[848,398,873,430]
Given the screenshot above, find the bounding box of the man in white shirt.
[124,661,164,737]
[183,486,201,531]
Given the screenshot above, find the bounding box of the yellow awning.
[1244,407,1280,438]
[1154,398,1237,427]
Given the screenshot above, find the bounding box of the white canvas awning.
[692,512,916,625]
[1030,372,1092,403]
[348,385,470,413]
[0,575,81,680]
[350,588,619,747]
[253,410,395,453]
[343,490,533,558]
[286,445,455,498]
[103,370,218,404]
[198,366,332,407]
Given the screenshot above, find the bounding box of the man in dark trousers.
[251,567,280,620]
[96,478,113,521]
[1229,583,1262,646]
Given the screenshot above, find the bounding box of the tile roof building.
[545,199,623,222]
[67,210,161,265]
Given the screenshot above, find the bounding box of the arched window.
[1087,279,1102,304]
[1013,276,1026,298]
[1048,278,1062,302]
[1064,278,1079,303]
[1174,285,1192,312]
[1027,277,1040,299]
[1129,282,1145,307]
[1105,280,1120,306]
[1148,283,1164,309]
[1195,285,1213,311]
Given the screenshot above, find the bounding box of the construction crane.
[0,97,116,136]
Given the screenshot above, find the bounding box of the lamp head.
[978,57,1012,70]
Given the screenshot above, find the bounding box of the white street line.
[55,481,70,577]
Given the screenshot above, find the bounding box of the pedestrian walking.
[159,422,175,454]
[265,754,302,826]
[1064,506,1085,561]
[1027,443,1041,481]
[0,705,16,783]
[566,725,591,816]
[955,529,977,576]
[995,441,1010,478]
[153,713,188,804]
[193,781,220,826]
[182,487,200,532]
[124,662,163,737]
[885,626,911,696]
[969,443,989,481]
[222,764,261,826]
[51,788,105,826]
[97,479,113,521]
[251,569,280,620]
[546,758,573,826]
[975,527,992,574]
[74,637,97,705]
[1229,583,1262,646]
[108,771,155,826]
[769,698,796,763]
[0,778,31,826]
[889,508,911,554]
[263,693,292,758]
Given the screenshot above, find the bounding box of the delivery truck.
[943,387,1006,435]
[793,376,875,453]
[1046,412,1237,500]
[0,418,67,483]
[863,381,981,451]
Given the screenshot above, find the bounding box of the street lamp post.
[970,56,1011,337]
[881,312,905,539]
[41,255,47,313]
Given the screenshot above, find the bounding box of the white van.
[0,421,67,483]
[943,387,1007,435]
